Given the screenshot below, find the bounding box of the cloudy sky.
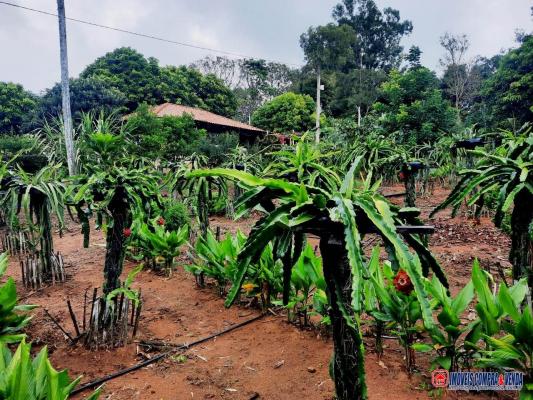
[1,0,532,93]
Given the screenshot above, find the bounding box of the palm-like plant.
[189,156,446,400]
[341,132,406,182]
[71,126,163,295]
[73,160,162,295]
[264,134,341,192]
[432,129,533,290]
[169,153,227,236]
[1,165,65,276]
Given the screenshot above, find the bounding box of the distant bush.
[0,134,39,156]
[196,132,239,166]
[163,202,190,232]
[125,104,205,161]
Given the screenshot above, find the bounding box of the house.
[151,103,265,144]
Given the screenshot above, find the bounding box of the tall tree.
[439,33,473,112]
[80,47,161,111]
[483,35,533,127]
[251,92,315,133]
[332,0,413,70]
[0,82,37,135]
[373,68,458,144]
[190,56,241,88]
[300,23,357,138]
[33,77,126,125]
[406,46,422,69]
[80,47,237,117]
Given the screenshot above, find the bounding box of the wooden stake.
[67,299,81,337]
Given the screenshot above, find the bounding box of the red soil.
[5,185,517,400]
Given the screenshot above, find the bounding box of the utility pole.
[357,50,363,127]
[315,65,321,143]
[57,0,76,176]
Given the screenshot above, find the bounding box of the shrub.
[195,132,239,166]
[162,202,190,232]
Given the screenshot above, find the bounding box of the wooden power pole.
[315,66,321,143]
[57,0,76,176]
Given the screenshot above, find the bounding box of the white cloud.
[0,0,531,92]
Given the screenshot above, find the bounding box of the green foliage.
[71,121,163,293]
[423,275,476,371]
[286,243,328,326]
[189,156,445,333]
[433,129,533,224]
[477,306,533,399]
[367,253,423,371]
[341,131,406,180]
[332,0,413,70]
[265,134,341,191]
[245,243,284,309]
[373,68,458,145]
[188,229,247,293]
[0,339,101,399]
[432,129,533,285]
[300,23,357,71]
[251,92,316,133]
[483,36,533,127]
[105,264,143,308]
[0,253,35,344]
[80,47,237,116]
[0,135,41,159]
[135,221,189,272]
[161,202,190,232]
[468,259,528,341]
[159,65,237,117]
[1,165,66,274]
[32,77,127,128]
[413,259,529,376]
[125,104,205,161]
[0,82,37,135]
[195,133,239,166]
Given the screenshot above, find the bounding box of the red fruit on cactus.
[157,217,165,226]
[123,227,132,238]
[398,171,406,181]
[393,270,414,295]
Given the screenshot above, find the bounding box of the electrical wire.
[0,0,301,67]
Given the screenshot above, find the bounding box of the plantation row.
[0,112,531,399]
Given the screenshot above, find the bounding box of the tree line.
[1,0,532,145]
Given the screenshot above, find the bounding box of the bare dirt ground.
[4,185,517,400]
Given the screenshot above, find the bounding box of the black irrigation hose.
[70,313,265,396]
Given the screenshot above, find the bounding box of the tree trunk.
[56,0,76,176]
[320,234,367,400]
[76,203,90,248]
[103,188,129,295]
[35,195,54,276]
[510,189,533,293]
[405,172,416,208]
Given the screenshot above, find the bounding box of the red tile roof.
[151,103,264,133]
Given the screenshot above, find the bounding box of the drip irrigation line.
[70,313,264,395]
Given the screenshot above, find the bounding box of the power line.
[0,0,301,67]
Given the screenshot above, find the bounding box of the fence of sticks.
[51,288,143,349]
[20,251,65,289]
[1,231,31,257]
